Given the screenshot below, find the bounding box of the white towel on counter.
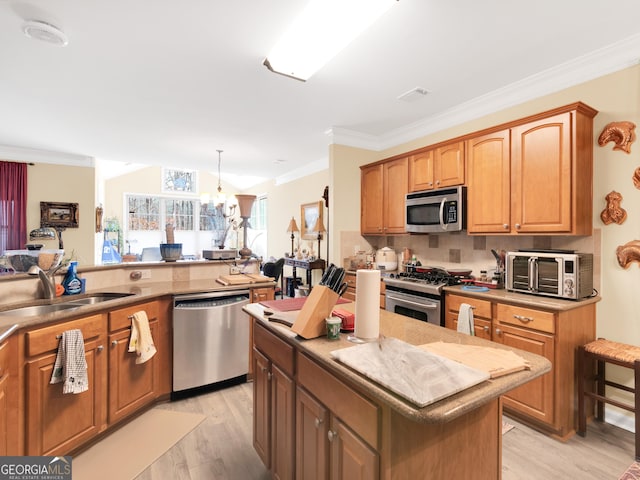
[50,329,89,394]
[457,303,475,336]
[128,310,157,364]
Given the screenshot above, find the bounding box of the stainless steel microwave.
[505,250,593,300]
[405,186,466,233]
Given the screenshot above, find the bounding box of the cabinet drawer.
[109,301,159,332]
[496,304,555,334]
[297,352,379,449]
[254,321,295,377]
[26,314,105,357]
[446,294,492,319]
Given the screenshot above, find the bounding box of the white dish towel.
[457,303,475,336]
[128,310,157,364]
[50,329,89,394]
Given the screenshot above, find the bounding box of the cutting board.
[418,341,530,378]
[216,273,273,285]
[330,337,489,408]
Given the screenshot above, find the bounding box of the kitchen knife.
[323,264,337,288]
[319,263,334,285]
[337,282,348,297]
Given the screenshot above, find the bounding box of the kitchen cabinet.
[107,299,170,425]
[444,291,595,438]
[297,352,379,480]
[467,103,597,235]
[409,142,465,192]
[408,150,434,192]
[0,337,18,456]
[253,321,295,479]
[248,286,275,380]
[361,157,408,235]
[24,314,107,456]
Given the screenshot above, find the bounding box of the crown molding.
[330,33,640,152]
[0,144,94,167]
[275,157,328,185]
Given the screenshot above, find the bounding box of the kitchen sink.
[64,292,135,305]
[0,303,81,317]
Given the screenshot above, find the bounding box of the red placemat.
[260,296,350,312]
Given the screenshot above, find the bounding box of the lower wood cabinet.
[24,314,107,456]
[444,292,595,438]
[0,337,18,455]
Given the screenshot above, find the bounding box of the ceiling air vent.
[397,87,429,102]
[22,20,68,46]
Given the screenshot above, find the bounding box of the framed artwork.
[301,201,323,240]
[40,202,79,228]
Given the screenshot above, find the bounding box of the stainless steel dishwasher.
[172,290,250,398]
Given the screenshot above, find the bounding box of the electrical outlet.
[230,266,241,275]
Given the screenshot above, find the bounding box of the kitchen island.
[244,301,550,479]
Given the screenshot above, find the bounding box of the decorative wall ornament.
[597,121,636,153]
[600,191,627,225]
[616,240,640,268]
[633,167,640,189]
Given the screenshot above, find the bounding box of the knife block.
[291,285,340,339]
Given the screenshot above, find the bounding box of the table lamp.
[312,218,326,259]
[287,217,299,257]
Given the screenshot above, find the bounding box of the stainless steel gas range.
[383,269,465,326]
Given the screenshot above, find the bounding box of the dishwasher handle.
[174,291,250,309]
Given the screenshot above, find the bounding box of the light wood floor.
[134,382,635,479]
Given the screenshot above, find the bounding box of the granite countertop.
[443,284,600,311]
[244,302,551,425]
[0,279,275,342]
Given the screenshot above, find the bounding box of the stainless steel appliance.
[172,289,250,397]
[405,186,466,233]
[505,250,593,300]
[384,269,465,325]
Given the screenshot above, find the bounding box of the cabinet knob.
[483,326,490,333]
[97,345,104,352]
[267,372,273,381]
[327,430,338,442]
[314,417,323,428]
[495,328,502,335]
[111,340,118,347]
[436,180,440,185]
[503,224,509,230]
[515,223,521,230]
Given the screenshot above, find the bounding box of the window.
[128,196,160,231]
[162,168,197,193]
[165,199,195,230]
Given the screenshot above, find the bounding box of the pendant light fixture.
[215,149,226,206]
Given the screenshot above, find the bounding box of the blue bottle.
[62,261,82,295]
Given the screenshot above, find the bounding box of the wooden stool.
[577,339,640,460]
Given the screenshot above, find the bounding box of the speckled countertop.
[244,301,551,425]
[0,279,275,342]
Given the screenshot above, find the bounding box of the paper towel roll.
[354,269,381,340]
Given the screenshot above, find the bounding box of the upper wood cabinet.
[467,104,596,235]
[361,157,408,235]
[408,142,465,192]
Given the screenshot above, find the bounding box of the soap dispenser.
[62,261,82,295]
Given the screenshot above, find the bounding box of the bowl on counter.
[3,249,64,272]
[159,243,182,262]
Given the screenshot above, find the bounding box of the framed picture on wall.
[40,202,79,228]
[301,201,322,240]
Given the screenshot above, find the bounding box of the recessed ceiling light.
[397,87,429,102]
[22,20,68,46]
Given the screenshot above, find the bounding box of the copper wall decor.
[633,167,640,189]
[597,121,636,153]
[600,191,627,225]
[616,240,640,268]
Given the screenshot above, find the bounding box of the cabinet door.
[329,416,379,480]
[467,130,511,233]
[0,371,7,456]
[25,336,106,456]
[434,141,465,188]
[252,287,275,303]
[511,112,572,233]
[107,321,159,424]
[271,364,295,480]
[408,150,434,192]
[253,348,270,468]
[444,294,493,340]
[493,323,555,424]
[360,164,384,234]
[383,157,408,234]
[296,387,329,480]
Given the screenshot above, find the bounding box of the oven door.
[384,288,442,326]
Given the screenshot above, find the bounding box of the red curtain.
[0,161,28,253]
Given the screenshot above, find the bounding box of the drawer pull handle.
[314,418,323,428]
[327,430,338,442]
[56,334,61,339]
[267,372,273,381]
[495,328,502,335]
[97,345,104,352]
[483,326,490,332]
[111,340,118,347]
[513,314,533,323]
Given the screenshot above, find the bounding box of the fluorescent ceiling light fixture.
[264,0,397,81]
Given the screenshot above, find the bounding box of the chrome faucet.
[29,264,65,300]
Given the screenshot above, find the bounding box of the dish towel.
[50,329,89,394]
[128,310,157,364]
[457,303,475,336]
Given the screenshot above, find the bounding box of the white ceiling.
[2,0,640,187]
